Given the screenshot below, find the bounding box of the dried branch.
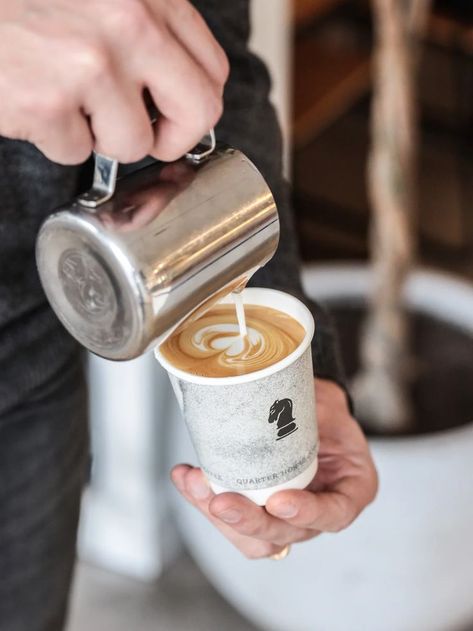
[351,0,431,432]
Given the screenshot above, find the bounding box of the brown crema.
[159,304,305,378]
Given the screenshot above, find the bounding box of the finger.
[266,479,364,533]
[171,463,193,493]
[34,110,93,165]
[84,75,154,163]
[140,30,222,161]
[171,467,285,559]
[164,0,229,87]
[208,491,311,547]
[94,0,215,160]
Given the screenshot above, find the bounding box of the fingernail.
[271,503,298,518]
[216,509,242,524]
[187,478,210,500]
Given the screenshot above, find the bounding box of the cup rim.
[154,288,315,385]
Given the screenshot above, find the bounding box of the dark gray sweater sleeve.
[194,0,347,391]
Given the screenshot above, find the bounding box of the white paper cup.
[155,288,318,505]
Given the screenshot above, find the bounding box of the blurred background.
[68,2,473,630]
[292,0,473,278]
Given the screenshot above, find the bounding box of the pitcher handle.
[78,129,216,209]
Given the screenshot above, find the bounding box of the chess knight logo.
[268,399,298,441]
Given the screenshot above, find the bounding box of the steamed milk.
[159,296,305,378]
[234,292,248,338]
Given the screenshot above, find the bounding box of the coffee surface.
[160,304,305,377]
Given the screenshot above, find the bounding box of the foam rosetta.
[159,304,305,377]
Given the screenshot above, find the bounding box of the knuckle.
[146,18,168,48]
[74,41,113,83]
[105,0,150,42]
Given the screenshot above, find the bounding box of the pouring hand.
[0,0,228,165]
[171,379,378,559]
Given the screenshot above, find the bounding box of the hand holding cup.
[172,379,378,559]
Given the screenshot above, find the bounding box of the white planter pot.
[169,264,473,631]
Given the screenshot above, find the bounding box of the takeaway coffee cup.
[155,288,318,505]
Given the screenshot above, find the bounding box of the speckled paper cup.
[155,288,318,505]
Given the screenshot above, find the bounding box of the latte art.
[160,304,305,377]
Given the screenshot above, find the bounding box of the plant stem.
[352,0,431,432]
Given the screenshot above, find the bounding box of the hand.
[0,0,228,164]
[171,378,378,559]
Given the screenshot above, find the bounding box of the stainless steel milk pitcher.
[36,139,279,360]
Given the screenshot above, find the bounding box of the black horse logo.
[268,399,298,441]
